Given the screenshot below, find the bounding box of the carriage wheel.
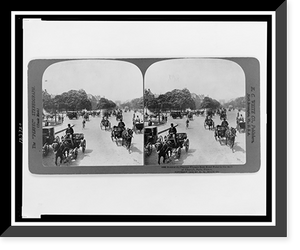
[204,122,207,129]
[81,140,86,153]
[176,147,181,159]
[185,139,189,152]
[74,149,78,159]
[214,132,218,141]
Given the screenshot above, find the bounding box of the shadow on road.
[168,148,197,165]
[130,143,143,155]
[69,148,93,166]
[233,142,246,153]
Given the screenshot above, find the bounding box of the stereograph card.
[28,57,260,174]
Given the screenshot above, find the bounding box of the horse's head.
[52,141,61,152]
[231,127,237,136]
[166,140,173,147]
[127,128,133,137]
[226,127,237,137]
[155,140,163,152]
[54,136,60,143]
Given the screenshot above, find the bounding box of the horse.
[214,125,227,140]
[52,140,68,166]
[100,119,111,130]
[205,118,215,130]
[121,128,134,151]
[111,126,123,141]
[225,127,237,150]
[155,138,172,165]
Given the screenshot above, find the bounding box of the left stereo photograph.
[30,59,145,169]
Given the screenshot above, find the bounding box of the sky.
[145,58,246,101]
[43,58,246,103]
[42,60,143,102]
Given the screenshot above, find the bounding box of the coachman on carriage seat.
[65,124,74,146]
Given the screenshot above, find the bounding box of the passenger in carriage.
[135,115,140,123]
[238,114,244,123]
[205,115,212,123]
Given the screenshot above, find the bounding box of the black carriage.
[61,133,86,162]
[214,125,227,141]
[111,126,126,145]
[236,121,246,133]
[111,126,133,150]
[65,133,86,152]
[144,126,158,156]
[67,111,78,119]
[214,125,236,150]
[42,126,56,156]
[236,117,246,133]
[170,111,183,119]
[166,132,189,158]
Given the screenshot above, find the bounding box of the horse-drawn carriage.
[67,111,78,120]
[155,132,190,164]
[111,126,133,151]
[100,119,111,130]
[220,111,227,120]
[170,111,183,119]
[214,125,237,151]
[187,112,193,120]
[204,118,215,130]
[236,118,246,133]
[42,126,56,156]
[116,113,123,121]
[53,133,86,165]
[144,125,190,163]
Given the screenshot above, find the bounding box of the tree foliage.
[96,97,116,109]
[200,96,221,109]
[146,88,196,112]
[43,89,92,112]
[120,97,143,110]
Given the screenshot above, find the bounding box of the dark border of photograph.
[6,5,286,237]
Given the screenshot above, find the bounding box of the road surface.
[43,110,144,167]
[144,110,246,165]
